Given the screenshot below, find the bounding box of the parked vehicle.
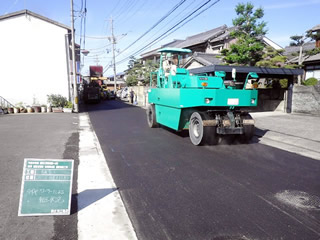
[121,87,129,99]
[107,90,116,100]
[116,89,122,98]
[147,47,259,146]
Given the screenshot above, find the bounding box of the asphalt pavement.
[87,100,320,240]
[1,102,319,240]
[0,113,79,240]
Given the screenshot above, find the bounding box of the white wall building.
[0,10,75,106]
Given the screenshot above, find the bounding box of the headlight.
[251,98,256,104]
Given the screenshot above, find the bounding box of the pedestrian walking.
[130,88,134,104]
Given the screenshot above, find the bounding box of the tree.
[256,46,296,68]
[305,29,320,55]
[289,35,305,46]
[126,57,158,86]
[221,2,267,66]
[126,56,140,86]
[306,30,320,43]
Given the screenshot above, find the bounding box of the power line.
[115,0,147,26]
[116,0,187,57]
[113,0,138,21]
[112,0,133,19]
[86,43,112,51]
[109,0,123,15]
[137,0,199,45]
[143,0,222,52]
[76,34,109,39]
[114,0,199,61]
[119,0,199,59]
[115,0,220,66]
[4,0,19,14]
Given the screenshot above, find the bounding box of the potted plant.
[14,102,23,113]
[33,105,41,113]
[14,107,20,113]
[26,106,34,113]
[63,101,73,113]
[41,104,47,113]
[8,107,14,114]
[47,94,67,113]
[47,104,52,112]
[19,107,26,113]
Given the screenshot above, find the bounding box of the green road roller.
[147,47,259,145]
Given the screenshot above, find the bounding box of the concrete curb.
[77,113,138,240]
[254,128,320,161]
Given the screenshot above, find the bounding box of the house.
[140,25,228,66]
[140,39,184,63]
[107,72,126,90]
[140,25,283,70]
[0,10,79,106]
[285,24,320,81]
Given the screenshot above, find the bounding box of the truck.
[83,81,101,103]
[89,65,103,77]
[83,66,104,103]
[147,48,259,145]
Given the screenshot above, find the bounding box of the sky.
[1,0,320,76]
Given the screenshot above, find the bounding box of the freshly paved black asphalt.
[87,100,320,240]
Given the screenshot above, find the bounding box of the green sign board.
[18,158,74,216]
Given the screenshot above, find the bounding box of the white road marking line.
[78,113,137,240]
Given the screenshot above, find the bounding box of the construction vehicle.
[83,81,101,103]
[83,66,105,103]
[147,48,259,145]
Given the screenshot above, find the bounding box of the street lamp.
[81,49,90,56]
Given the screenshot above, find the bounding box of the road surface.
[87,100,320,240]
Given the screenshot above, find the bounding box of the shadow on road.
[80,99,139,113]
[162,125,267,145]
[253,127,269,140]
[76,188,118,212]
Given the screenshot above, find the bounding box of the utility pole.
[297,43,304,85]
[297,36,309,85]
[110,17,117,91]
[70,0,79,112]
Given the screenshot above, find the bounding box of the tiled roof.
[192,52,222,65]
[140,39,184,58]
[140,24,283,58]
[284,42,316,56]
[210,26,236,42]
[174,25,227,48]
[0,9,70,30]
[310,24,320,32]
[289,53,320,64]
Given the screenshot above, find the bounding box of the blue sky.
[1,0,320,76]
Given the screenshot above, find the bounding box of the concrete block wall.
[292,84,320,115]
[131,86,149,108]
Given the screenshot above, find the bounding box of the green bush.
[279,79,288,88]
[47,94,68,107]
[64,101,73,108]
[303,77,319,86]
